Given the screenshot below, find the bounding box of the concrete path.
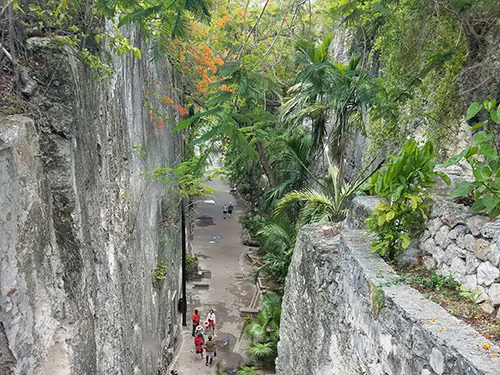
[171,178,256,375]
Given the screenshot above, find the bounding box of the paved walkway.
[171,179,256,374]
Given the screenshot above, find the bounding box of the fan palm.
[254,218,297,287]
[274,163,365,227]
[245,293,281,360]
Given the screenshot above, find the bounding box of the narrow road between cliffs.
[171,178,257,374]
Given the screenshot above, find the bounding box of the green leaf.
[466,102,482,120]
[435,171,451,185]
[190,126,222,145]
[452,181,475,198]
[483,194,500,212]
[470,199,486,212]
[443,148,468,167]
[385,211,395,221]
[491,110,500,124]
[401,235,411,250]
[470,122,484,131]
[173,108,221,131]
[479,144,498,160]
[474,131,492,144]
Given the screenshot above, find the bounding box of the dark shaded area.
[196,215,215,227]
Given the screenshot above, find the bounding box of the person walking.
[222,204,228,219]
[206,309,216,334]
[191,309,200,337]
[194,333,204,359]
[227,202,234,218]
[204,335,217,366]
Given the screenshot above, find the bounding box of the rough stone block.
[450,258,466,279]
[480,222,500,239]
[466,254,480,275]
[435,226,451,249]
[477,261,500,286]
[474,238,492,261]
[467,215,490,236]
[420,238,436,256]
[429,348,444,375]
[448,225,467,240]
[488,283,500,306]
[489,243,500,267]
[463,275,477,291]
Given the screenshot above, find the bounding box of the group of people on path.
[222,202,234,219]
[192,309,218,366]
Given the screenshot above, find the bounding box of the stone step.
[193,281,210,289]
[239,307,259,318]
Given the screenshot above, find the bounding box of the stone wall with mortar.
[277,223,500,375]
[0,31,183,375]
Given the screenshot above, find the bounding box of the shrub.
[445,100,500,218]
[366,140,449,261]
[152,259,168,289]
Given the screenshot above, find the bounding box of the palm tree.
[245,293,281,360]
[281,35,376,180]
[274,163,366,227]
[265,133,312,210]
[255,218,297,287]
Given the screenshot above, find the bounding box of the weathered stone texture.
[277,225,500,375]
[0,31,182,375]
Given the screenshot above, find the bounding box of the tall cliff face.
[0,32,183,375]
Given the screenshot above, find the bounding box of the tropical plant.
[366,140,450,261]
[265,133,312,209]
[236,366,256,375]
[245,292,281,361]
[274,163,367,227]
[281,35,375,178]
[444,100,500,218]
[255,218,297,288]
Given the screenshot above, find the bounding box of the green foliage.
[245,293,281,361]
[236,366,255,375]
[366,140,449,261]
[148,155,221,198]
[282,35,376,174]
[239,212,266,238]
[255,218,296,288]
[329,0,469,158]
[445,100,500,217]
[152,259,168,289]
[274,164,365,227]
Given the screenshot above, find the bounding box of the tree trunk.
[255,139,277,188]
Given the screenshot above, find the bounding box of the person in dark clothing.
[227,202,234,218]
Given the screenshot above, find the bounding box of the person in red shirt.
[192,309,200,337]
[194,333,204,359]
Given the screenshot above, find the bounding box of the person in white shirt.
[206,309,216,334]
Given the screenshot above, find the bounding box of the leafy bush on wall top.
[366,140,450,261]
[445,100,500,218]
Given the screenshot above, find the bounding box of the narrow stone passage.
[172,178,256,374]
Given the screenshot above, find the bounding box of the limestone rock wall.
[277,224,500,375]
[420,200,500,315]
[0,32,183,375]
